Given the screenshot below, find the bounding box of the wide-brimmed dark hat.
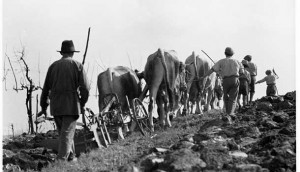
[57,40,80,53]
[224,47,234,56]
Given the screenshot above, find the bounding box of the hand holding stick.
[272,68,279,77]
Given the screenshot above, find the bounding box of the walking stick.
[201,50,222,80]
[272,68,279,77]
[82,27,91,65]
[272,68,279,96]
[201,50,215,64]
[36,94,38,134]
[80,27,93,151]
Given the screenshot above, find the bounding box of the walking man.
[38,40,90,161]
[202,47,244,124]
[237,60,251,108]
[244,55,257,104]
[256,70,279,96]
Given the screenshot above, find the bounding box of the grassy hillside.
[38,113,206,172]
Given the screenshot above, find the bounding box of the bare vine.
[4,45,42,134]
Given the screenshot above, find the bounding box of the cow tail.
[202,63,210,93]
[158,48,173,108]
[107,68,114,94]
[199,61,207,95]
[159,49,170,88]
[193,53,203,96]
[193,52,198,78]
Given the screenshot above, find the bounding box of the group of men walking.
[37,40,279,162]
[203,47,278,124]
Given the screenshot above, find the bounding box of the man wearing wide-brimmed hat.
[38,40,90,161]
[202,47,244,124]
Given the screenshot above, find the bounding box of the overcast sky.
[1,0,296,134]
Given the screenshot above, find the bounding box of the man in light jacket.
[202,47,244,124]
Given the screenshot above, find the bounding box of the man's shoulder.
[229,58,242,67]
[71,59,83,66]
[249,61,257,66]
[64,58,83,67]
[49,59,61,68]
[223,58,239,63]
[53,58,84,70]
[216,58,227,64]
[71,59,84,71]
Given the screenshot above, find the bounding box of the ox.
[183,52,217,115]
[143,49,187,131]
[97,66,142,139]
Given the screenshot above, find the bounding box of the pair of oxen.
[97,48,223,137]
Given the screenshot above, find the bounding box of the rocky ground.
[2,91,296,172]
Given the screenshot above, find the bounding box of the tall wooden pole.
[36,94,39,134]
[82,27,91,65]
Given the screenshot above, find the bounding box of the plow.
[38,93,153,154]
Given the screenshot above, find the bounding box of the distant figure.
[237,60,251,108]
[244,55,257,104]
[38,40,90,161]
[202,47,244,124]
[256,70,279,96]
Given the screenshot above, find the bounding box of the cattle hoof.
[150,126,155,132]
[118,135,125,140]
[169,114,174,121]
[222,116,232,125]
[195,111,202,115]
[125,131,132,137]
[229,114,237,120]
[163,125,168,130]
[182,109,187,116]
